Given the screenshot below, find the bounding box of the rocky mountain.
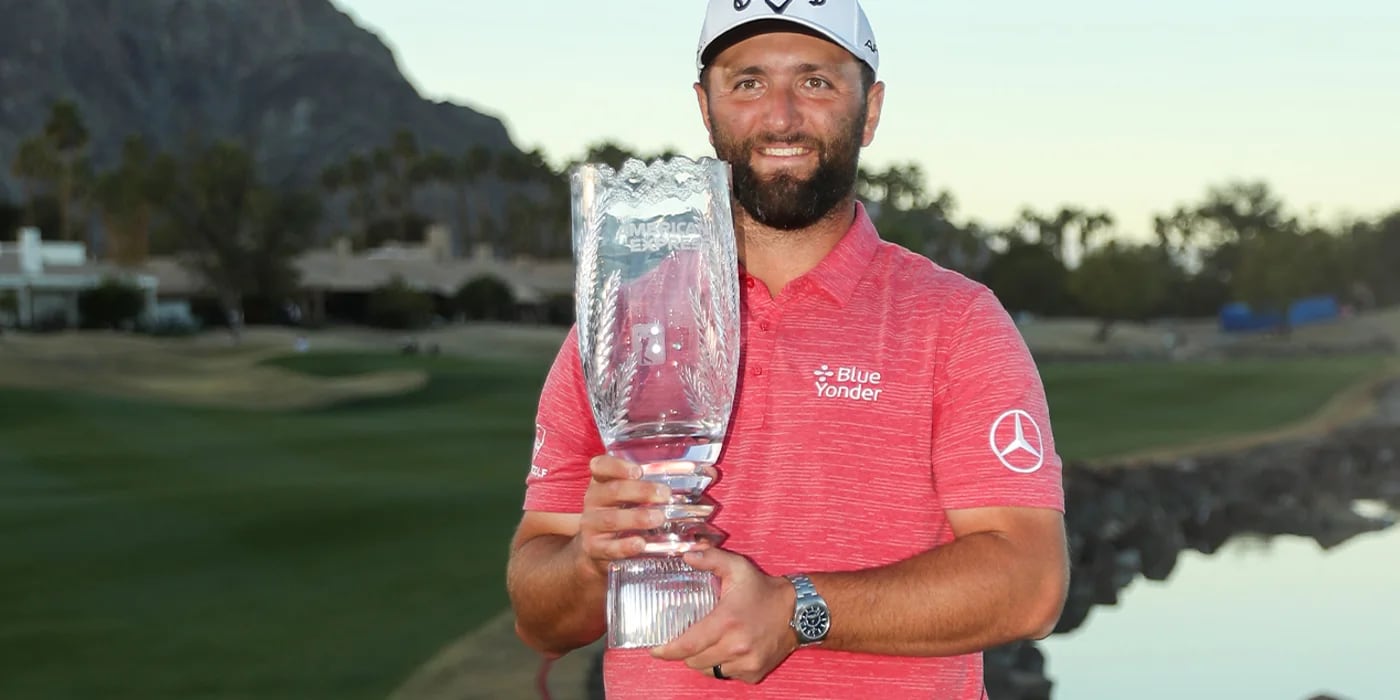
[0,0,519,201]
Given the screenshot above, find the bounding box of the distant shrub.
[78,277,146,329]
[542,292,575,326]
[455,276,516,321]
[140,316,202,337]
[367,277,434,330]
[31,311,70,333]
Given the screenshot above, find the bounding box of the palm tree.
[344,153,376,248]
[10,136,58,227]
[1076,211,1114,259]
[537,174,572,258]
[93,135,170,266]
[409,150,455,246]
[504,192,538,259]
[371,129,426,244]
[882,163,928,211]
[583,140,638,170]
[435,146,494,256]
[493,150,538,256]
[44,100,90,241]
[319,162,345,197]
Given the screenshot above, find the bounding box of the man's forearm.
[506,534,609,656]
[811,530,1068,657]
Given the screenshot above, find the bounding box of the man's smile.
[757,146,813,158]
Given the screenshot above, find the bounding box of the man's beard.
[712,107,865,231]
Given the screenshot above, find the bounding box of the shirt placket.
[742,274,781,430]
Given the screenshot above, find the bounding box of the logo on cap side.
[764,0,794,13]
[810,0,827,5]
[734,0,751,10]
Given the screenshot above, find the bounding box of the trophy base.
[607,556,719,649]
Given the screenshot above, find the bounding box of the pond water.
[1040,508,1399,700]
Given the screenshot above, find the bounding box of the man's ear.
[694,82,716,147]
[861,80,886,147]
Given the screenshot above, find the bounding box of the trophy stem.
[606,555,720,649]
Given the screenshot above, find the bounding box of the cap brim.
[699,17,867,72]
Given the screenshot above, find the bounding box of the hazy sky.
[334,0,1399,242]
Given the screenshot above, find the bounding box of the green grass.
[0,353,543,700]
[0,350,1390,699]
[1043,355,1391,461]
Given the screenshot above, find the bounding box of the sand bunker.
[0,331,425,410]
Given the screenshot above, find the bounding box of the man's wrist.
[775,573,799,646]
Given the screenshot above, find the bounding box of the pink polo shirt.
[524,201,1063,699]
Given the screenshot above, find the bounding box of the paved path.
[389,611,602,700]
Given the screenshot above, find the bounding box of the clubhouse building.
[0,227,159,329]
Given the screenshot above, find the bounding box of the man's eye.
[805,77,831,89]
[735,79,760,90]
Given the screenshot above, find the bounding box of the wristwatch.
[784,573,830,646]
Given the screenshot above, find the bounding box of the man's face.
[697,30,883,231]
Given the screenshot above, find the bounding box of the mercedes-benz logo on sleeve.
[989,410,1045,473]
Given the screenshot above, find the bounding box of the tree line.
[5,100,1398,339]
[2,101,571,331]
[862,162,1398,338]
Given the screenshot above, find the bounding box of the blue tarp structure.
[1219,295,1341,333]
[1287,296,1341,326]
[1219,303,1281,332]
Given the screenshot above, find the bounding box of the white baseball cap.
[696,0,880,76]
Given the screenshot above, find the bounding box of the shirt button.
[759,321,770,332]
[745,278,756,290]
[754,366,764,376]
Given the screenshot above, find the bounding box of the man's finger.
[589,455,640,482]
[582,505,666,535]
[581,533,649,561]
[682,548,736,578]
[583,479,672,508]
[679,649,730,675]
[649,610,728,661]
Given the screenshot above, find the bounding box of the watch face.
[797,604,830,640]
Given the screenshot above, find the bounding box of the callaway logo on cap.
[696,0,880,75]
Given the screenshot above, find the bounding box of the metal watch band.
[787,573,819,600]
[785,573,829,645]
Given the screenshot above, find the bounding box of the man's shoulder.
[872,239,996,306]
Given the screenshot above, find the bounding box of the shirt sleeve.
[522,325,605,514]
[929,286,1065,513]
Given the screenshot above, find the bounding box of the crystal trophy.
[570,156,741,649]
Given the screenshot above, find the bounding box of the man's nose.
[760,85,802,134]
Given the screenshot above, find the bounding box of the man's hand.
[507,455,675,656]
[649,549,799,684]
[574,455,674,578]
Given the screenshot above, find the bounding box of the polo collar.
[800,200,880,307]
